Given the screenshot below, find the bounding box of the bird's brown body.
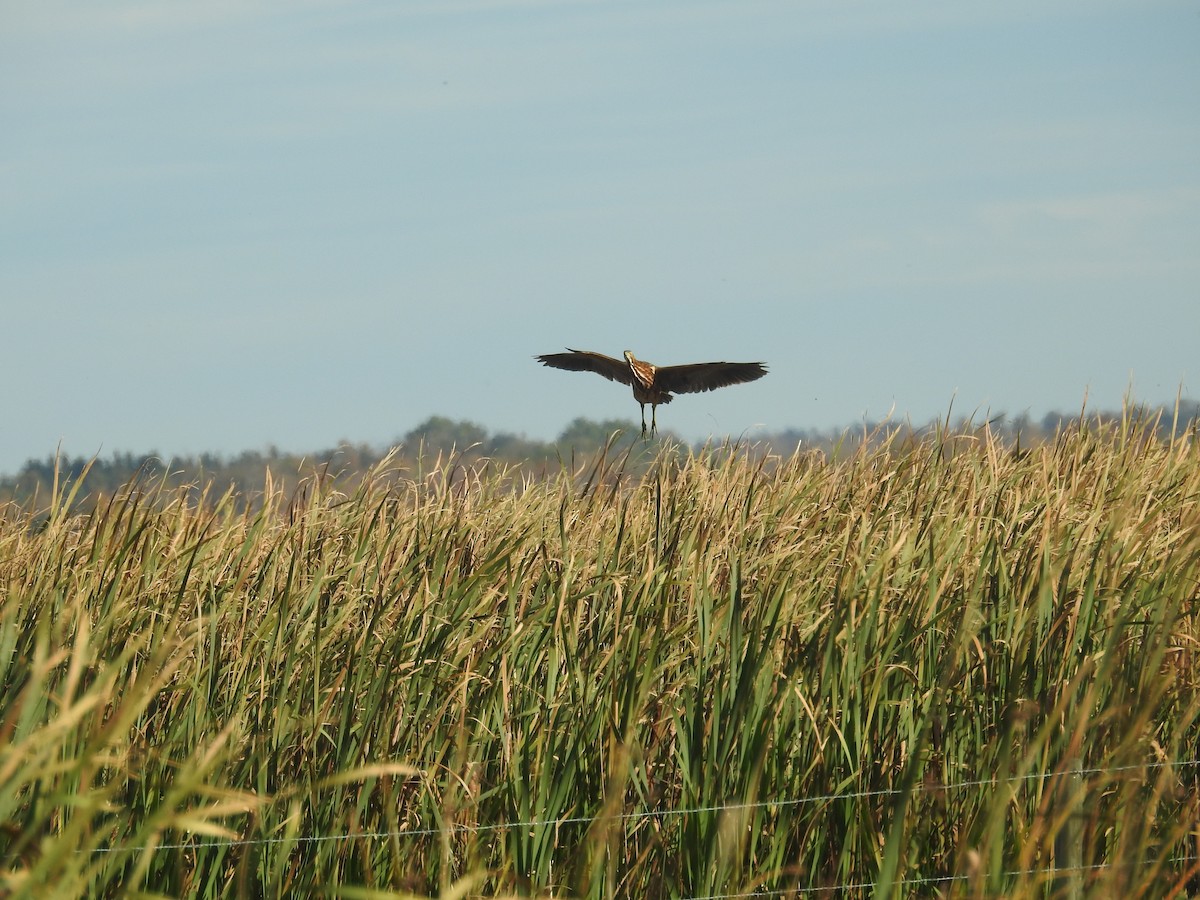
[536,349,767,436]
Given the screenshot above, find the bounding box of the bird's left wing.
[655,361,768,395]
[536,349,634,386]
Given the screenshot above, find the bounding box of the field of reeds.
[2,416,1199,898]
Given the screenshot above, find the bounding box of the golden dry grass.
[2,418,1199,898]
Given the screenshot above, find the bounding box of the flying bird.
[536,349,768,437]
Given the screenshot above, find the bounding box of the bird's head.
[623,350,635,364]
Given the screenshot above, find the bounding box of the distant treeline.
[3,402,1197,511]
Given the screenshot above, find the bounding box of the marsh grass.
[2,417,1199,898]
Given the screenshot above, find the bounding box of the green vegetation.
[2,415,1199,897]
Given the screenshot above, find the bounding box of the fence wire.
[679,854,1200,899]
[86,757,1199,854]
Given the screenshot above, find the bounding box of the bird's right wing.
[536,349,634,386]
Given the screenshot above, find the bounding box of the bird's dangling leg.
[651,405,658,436]
[640,403,648,438]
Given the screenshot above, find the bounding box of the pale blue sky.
[3,1,1198,474]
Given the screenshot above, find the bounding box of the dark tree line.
[3,401,1197,511]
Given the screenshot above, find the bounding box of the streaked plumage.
[536,348,768,437]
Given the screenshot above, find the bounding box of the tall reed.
[2,419,1198,897]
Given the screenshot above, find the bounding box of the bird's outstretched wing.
[536,349,634,386]
[655,361,768,395]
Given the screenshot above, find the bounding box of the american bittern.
[536,349,768,437]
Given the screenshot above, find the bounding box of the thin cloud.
[8,0,332,36]
[981,187,1200,234]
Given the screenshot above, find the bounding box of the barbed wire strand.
[83,757,1199,855]
[679,854,1200,899]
